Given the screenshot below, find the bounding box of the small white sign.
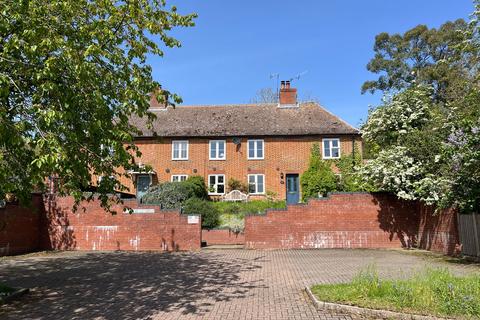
[188,215,199,224]
[125,208,155,214]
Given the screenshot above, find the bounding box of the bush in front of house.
[182,197,220,229]
[185,175,209,199]
[300,143,337,201]
[213,200,286,216]
[227,178,248,193]
[141,176,209,209]
[141,182,195,209]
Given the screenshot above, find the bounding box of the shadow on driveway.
[0,251,265,319]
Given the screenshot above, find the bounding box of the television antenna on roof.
[270,73,280,100]
[289,70,308,83]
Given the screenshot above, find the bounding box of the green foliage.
[218,213,245,233]
[360,5,480,210]
[227,178,248,193]
[300,143,337,201]
[182,198,219,229]
[213,200,286,216]
[361,19,471,102]
[335,151,376,192]
[0,1,196,211]
[214,200,286,232]
[311,266,480,318]
[185,175,208,199]
[141,182,194,209]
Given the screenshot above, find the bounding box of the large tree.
[0,1,196,209]
[361,19,472,102]
[361,1,480,212]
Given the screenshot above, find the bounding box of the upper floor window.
[322,138,340,159]
[209,140,226,160]
[248,139,264,160]
[171,174,188,182]
[248,174,265,194]
[208,174,225,195]
[172,140,188,160]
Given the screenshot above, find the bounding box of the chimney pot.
[278,80,297,106]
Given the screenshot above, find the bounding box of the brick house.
[126,81,361,204]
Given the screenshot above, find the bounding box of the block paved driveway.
[0,249,477,320]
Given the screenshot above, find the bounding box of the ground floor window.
[171,174,188,182]
[248,174,265,194]
[208,174,225,195]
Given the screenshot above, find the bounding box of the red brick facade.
[122,135,362,200]
[39,196,201,252]
[245,193,460,254]
[0,194,43,256]
[202,229,245,245]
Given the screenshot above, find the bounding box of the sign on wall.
[188,215,200,224]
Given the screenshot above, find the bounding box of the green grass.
[213,200,286,231]
[311,266,480,318]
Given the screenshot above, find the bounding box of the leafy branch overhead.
[0,1,196,210]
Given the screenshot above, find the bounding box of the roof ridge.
[173,103,277,108]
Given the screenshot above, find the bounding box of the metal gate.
[458,212,480,257]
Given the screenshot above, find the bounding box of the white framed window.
[208,174,225,195]
[247,139,264,160]
[209,140,226,160]
[322,138,341,159]
[172,140,188,160]
[171,174,188,182]
[248,174,265,194]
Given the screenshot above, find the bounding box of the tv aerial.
[289,70,308,83]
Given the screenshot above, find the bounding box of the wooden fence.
[457,212,480,257]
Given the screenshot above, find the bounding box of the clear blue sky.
[150,0,474,127]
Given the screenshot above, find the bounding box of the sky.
[149,0,474,127]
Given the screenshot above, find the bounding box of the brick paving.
[0,249,477,320]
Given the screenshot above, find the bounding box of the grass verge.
[311,266,480,318]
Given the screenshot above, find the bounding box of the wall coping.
[245,192,393,217]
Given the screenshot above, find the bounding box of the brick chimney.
[149,87,170,110]
[279,80,297,106]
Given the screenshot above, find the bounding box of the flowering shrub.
[360,147,423,200]
[442,119,480,212]
[362,86,432,148]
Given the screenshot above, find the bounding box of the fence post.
[472,212,480,257]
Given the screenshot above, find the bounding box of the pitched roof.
[130,102,359,138]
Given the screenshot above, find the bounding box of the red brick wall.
[202,229,245,245]
[119,135,362,200]
[417,205,459,255]
[39,196,201,252]
[0,194,43,256]
[245,193,421,249]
